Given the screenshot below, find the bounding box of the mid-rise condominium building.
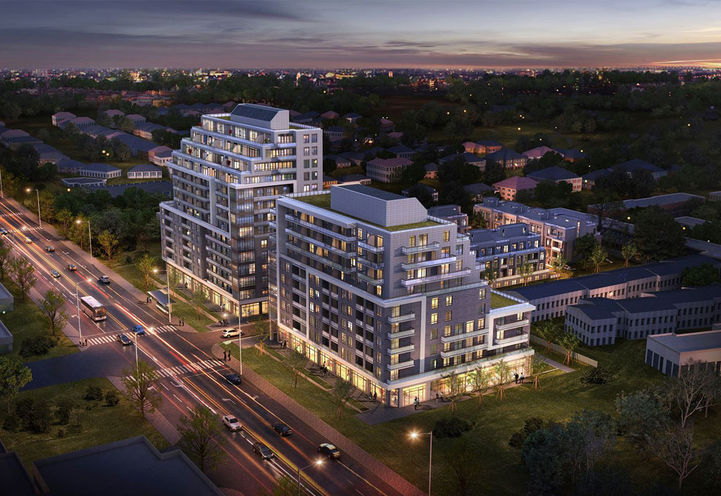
[270,185,534,407]
[159,104,322,317]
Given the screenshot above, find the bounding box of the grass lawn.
[490,291,518,309]
[172,300,215,332]
[2,280,76,361]
[106,244,162,293]
[0,377,167,466]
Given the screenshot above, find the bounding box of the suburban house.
[428,205,469,233]
[148,145,173,167]
[103,109,125,119]
[56,158,85,175]
[125,113,147,125]
[486,148,527,169]
[325,154,352,169]
[555,148,587,162]
[80,163,122,179]
[473,140,504,155]
[61,116,96,130]
[424,162,439,179]
[402,183,439,202]
[127,163,162,179]
[522,146,559,160]
[526,166,582,192]
[323,126,345,142]
[323,174,339,189]
[320,110,339,120]
[32,143,67,164]
[582,169,611,190]
[611,159,667,181]
[492,176,539,201]
[111,133,158,157]
[338,174,372,185]
[52,111,77,126]
[463,183,494,201]
[365,157,413,183]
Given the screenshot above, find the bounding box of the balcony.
[495,319,530,332]
[387,359,415,371]
[285,214,356,242]
[495,332,529,347]
[401,268,472,287]
[441,328,488,344]
[387,313,415,324]
[441,342,486,359]
[358,240,385,253]
[401,242,440,255]
[387,329,415,340]
[401,255,457,271]
[357,272,384,285]
[388,344,415,355]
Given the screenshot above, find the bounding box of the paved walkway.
[538,354,575,373]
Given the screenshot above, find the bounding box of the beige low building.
[645,329,721,377]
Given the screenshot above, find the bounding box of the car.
[221,329,244,338]
[98,275,110,284]
[132,325,145,335]
[222,415,242,432]
[67,264,77,271]
[45,245,55,252]
[118,334,132,346]
[317,443,341,460]
[273,423,293,437]
[51,270,61,278]
[0,228,7,235]
[225,373,242,385]
[253,442,274,460]
[24,237,32,244]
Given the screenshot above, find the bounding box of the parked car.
[0,228,7,235]
[45,245,55,252]
[118,334,132,346]
[132,325,145,335]
[253,442,274,460]
[221,329,243,338]
[273,423,293,437]
[318,443,341,459]
[24,237,32,244]
[222,415,242,432]
[51,270,61,278]
[225,373,242,385]
[67,264,77,271]
[98,275,110,284]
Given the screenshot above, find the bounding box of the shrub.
[581,366,613,385]
[433,416,472,438]
[105,390,120,406]
[55,399,74,425]
[2,415,19,432]
[56,428,65,438]
[20,335,55,357]
[509,417,546,449]
[84,385,103,401]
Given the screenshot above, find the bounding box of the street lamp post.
[75,219,92,258]
[410,430,433,496]
[166,267,172,324]
[237,304,242,375]
[26,188,41,228]
[297,459,323,495]
[0,170,4,199]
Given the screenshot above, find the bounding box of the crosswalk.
[154,359,225,378]
[85,324,177,346]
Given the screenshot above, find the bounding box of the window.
[430,312,438,324]
[303,134,310,143]
[431,297,439,309]
[430,328,438,339]
[409,235,416,247]
[445,310,452,322]
[443,230,450,242]
[445,295,453,306]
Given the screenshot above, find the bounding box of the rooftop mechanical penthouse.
[270,185,535,407]
[160,104,322,317]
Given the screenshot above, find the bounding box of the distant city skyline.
[2,0,721,69]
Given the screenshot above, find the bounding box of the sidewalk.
[537,354,575,373]
[211,343,423,496]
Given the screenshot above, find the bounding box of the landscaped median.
[0,377,167,465]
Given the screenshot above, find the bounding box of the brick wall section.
[238,359,424,496]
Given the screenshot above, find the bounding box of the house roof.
[522,146,557,159]
[340,184,403,201]
[388,144,413,154]
[583,169,611,181]
[476,140,503,147]
[649,330,721,353]
[366,157,413,169]
[493,176,539,190]
[620,193,704,210]
[555,148,587,160]
[128,164,161,173]
[612,159,662,174]
[487,148,525,161]
[463,182,494,195]
[83,163,121,173]
[231,103,283,122]
[469,223,535,245]
[527,166,580,182]
[424,162,439,172]
[428,205,463,218]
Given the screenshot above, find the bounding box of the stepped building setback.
[270,185,534,407]
[160,104,322,317]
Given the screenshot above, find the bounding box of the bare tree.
[191,286,208,318]
[286,351,306,388]
[40,289,68,337]
[469,366,490,408]
[668,362,721,428]
[178,405,223,473]
[332,380,354,419]
[442,370,464,413]
[121,360,160,416]
[10,256,36,301]
[648,424,700,489]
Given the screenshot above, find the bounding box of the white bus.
[80,296,107,322]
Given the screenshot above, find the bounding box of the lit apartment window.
[430,312,438,324]
[445,295,453,306]
[303,134,310,143]
[409,235,416,247]
[443,230,450,242]
[431,297,438,309]
[445,310,452,322]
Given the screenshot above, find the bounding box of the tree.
[56,209,75,236]
[667,362,721,428]
[442,370,464,413]
[0,238,11,281]
[444,436,479,496]
[10,256,36,301]
[632,207,686,261]
[520,260,534,286]
[648,424,700,489]
[535,320,560,354]
[469,366,490,408]
[286,351,306,388]
[135,254,157,292]
[191,286,208,318]
[0,355,32,414]
[178,405,223,473]
[255,320,270,356]
[615,388,670,446]
[121,360,160,416]
[550,254,568,277]
[559,332,580,366]
[531,354,546,391]
[40,289,68,337]
[621,242,639,268]
[509,417,546,449]
[588,243,608,273]
[483,267,498,288]
[682,263,720,286]
[573,234,598,264]
[97,229,119,260]
[331,380,354,419]
[493,360,511,401]
[563,410,616,483]
[522,424,566,496]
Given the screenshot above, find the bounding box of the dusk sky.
[2,0,721,69]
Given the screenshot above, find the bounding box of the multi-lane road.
[1,197,405,496]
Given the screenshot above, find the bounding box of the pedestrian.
[514,372,519,384]
[520,374,525,384]
[435,392,439,402]
[373,391,377,401]
[413,396,419,410]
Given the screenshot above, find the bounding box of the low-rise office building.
[508,255,718,323]
[469,223,547,287]
[365,157,413,183]
[271,185,535,407]
[646,329,721,377]
[566,286,721,346]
